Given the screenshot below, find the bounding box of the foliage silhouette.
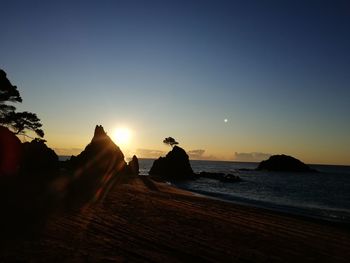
[0,69,44,138]
[163,137,179,148]
[3,111,44,137]
[0,69,22,103]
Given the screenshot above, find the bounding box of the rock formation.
[67,125,127,204]
[0,127,58,176]
[198,171,241,183]
[220,173,242,183]
[257,154,315,172]
[149,146,194,180]
[0,126,22,176]
[21,138,58,173]
[69,125,126,172]
[127,155,139,175]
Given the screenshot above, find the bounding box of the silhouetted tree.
[0,69,44,138]
[163,137,179,148]
[0,70,21,121]
[3,111,44,137]
[0,70,22,103]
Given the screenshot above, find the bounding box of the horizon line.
[57,155,350,167]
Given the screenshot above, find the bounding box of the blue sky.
[1,0,349,164]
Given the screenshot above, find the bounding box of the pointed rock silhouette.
[70,125,126,171]
[127,155,139,175]
[67,125,127,205]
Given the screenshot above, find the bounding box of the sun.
[112,127,132,147]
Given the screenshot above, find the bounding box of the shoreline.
[173,185,350,227]
[2,175,350,262]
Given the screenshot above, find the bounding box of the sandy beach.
[1,175,349,262]
[2,1,350,261]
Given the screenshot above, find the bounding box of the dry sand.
[1,175,350,262]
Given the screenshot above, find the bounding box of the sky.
[1,0,350,165]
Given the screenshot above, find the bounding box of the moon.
[224,118,228,123]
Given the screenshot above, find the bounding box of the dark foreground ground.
[1,175,350,262]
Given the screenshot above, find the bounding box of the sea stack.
[69,125,126,172]
[67,125,127,203]
[127,155,139,175]
[257,154,315,172]
[149,146,194,180]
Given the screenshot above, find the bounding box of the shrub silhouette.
[163,137,179,148]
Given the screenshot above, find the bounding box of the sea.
[139,159,350,224]
[59,156,350,224]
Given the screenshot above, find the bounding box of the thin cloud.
[233,152,271,162]
[188,149,206,159]
[136,148,165,159]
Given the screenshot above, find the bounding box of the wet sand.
[1,176,350,262]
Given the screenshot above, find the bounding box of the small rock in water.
[220,174,242,183]
[198,171,241,183]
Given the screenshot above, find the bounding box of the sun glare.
[112,127,132,147]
